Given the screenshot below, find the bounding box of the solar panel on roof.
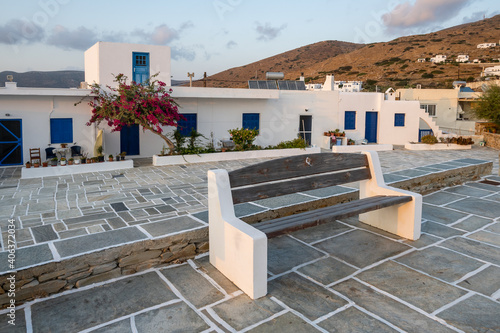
[296,81,306,90]
[267,80,278,89]
[248,80,259,89]
[278,81,288,90]
[257,81,268,89]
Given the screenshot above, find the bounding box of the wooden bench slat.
[229,153,369,188]
[232,167,371,204]
[254,195,412,238]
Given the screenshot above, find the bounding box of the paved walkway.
[0,147,499,332]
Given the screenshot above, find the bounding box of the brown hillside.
[195,15,500,90]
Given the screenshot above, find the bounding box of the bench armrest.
[359,151,422,240]
[208,169,267,299]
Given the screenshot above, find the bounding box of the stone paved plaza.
[0,147,499,332]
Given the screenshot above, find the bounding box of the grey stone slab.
[452,158,488,165]
[290,220,353,244]
[31,272,176,333]
[301,185,357,198]
[444,185,493,198]
[161,264,224,308]
[383,173,409,184]
[248,312,320,333]
[422,204,469,224]
[484,193,500,202]
[28,201,55,213]
[467,230,500,246]
[0,308,26,332]
[356,261,468,313]
[63,212,117,225]
[31,224,58,243]
[423,191,466,205]
[425,163,457,170]
[485,222,500,233]
[58,228,88,240]
[390,169,429,178]
[192,256,239,295]
[395,246,484,282]
[446,198,500,219]
[153,204,176,214]
[437,294,500,333]
[234,203,268,217]
[268,272,347,321]
[318,306,398,333]
[134,302,209,333]
[465,181,500,192]
[421,221,465,238]
[118,211,135,222]
[0,244,53,272]
[315,230,410,268]
[268,236,325,274]
[140,216,204,237]
[297,257,357,285]
[452,215,493,232]
[402,233,442,248]
[254,193,315,209]
[339,217,403,240]
[83,179,104,186]
[91,319,133,333]
[110,202,128,212]
[54,227,148,258]
[107,217,128,229]
[145,207,160,215]
[458,265,500,297]
[441,237,500,266]
[212,294,283,331]
[192,210,208,223]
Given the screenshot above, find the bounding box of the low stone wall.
[0,228,208,308]
[0,161,493,308]
[483,133,500,150]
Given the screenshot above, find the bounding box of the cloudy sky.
[1,0,498,80]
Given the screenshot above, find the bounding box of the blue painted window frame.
[177,114,197,136]
[50,118,73,144]
[242,113,260,130]
[344,111,356,130]
[132,52,150,84]
[394,113,405,127]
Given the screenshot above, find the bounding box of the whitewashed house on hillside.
[477,42,497,49]
[482,65,500,77]
[456,55,469,63]
[0,42,438,166]
[430,55,447,63]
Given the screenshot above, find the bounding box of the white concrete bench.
[208,151,422,299]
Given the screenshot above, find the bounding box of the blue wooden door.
[120,124,140,156]
[299,115,312,146]
[419,129,434,142]
[133,52,149,84]
[0,119,23,166]
[365,112,378,143]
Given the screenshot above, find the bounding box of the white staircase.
[417,108,444,138]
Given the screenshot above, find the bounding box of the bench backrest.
[228,153,371,204]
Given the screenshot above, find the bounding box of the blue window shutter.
[394,113,405,127]
[50,118,73,144]
[243,113,259,130]
[177,114,197,136]
[344,111,356,130]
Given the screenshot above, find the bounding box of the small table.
[53,148,71,159]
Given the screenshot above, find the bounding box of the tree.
[78,74,183,154]
[473,84,500,125]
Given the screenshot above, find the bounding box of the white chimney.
[323,75,335,91]
[299,72,304,81]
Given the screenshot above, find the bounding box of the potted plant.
[348,139,355,145]
[68,157,74,165]
[42,161,48,167]
[115,154,121,161]
[60,157,67,166]
[33,159,40,168]
[60,143,67,148]
[120,151,126,160]
[97,146,104,162]
[74,157,81,165]
[81,152,88,164]
[51,157,58,166]
[108,154,114,162]
[25,161,31,168]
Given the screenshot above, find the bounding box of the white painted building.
[1,42,436,166]
[482,65,500,77]
[456,55,469,63]
[477,42,497,49]
[417,58,426,63]
[306,75,363,92]
[430,55,447,63]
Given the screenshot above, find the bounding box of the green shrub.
[421,134,438,144]
[267,137,307,149]
[421,73,434,79]
[228,128,259,150]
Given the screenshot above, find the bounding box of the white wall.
[85,42,171,87]
[0,95,94,164]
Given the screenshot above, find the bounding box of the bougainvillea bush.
[77,74,183,154]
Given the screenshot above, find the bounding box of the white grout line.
[187,259,228,297]
[154,270,223,333]
[491,288,500,300]
[135,225,154,239]
[204,308,237,333]
[431,292,475,316]
[24,304,33,333]
[353,278,465,333]
[312,303,352,324]
[309,228,356,246]
[452,263,490,285]
[239,309,289,333]
[47,242,61,261]
[130,316,139,333]
[269,297,329,333]
[352,304,407,333]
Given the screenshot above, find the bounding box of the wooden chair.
[29,148,41,164]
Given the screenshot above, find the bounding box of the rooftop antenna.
[187,72,194,87]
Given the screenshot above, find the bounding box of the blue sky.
[1,0,498,80]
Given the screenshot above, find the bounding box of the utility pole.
[203,72,207,87]
[187,72,194,87]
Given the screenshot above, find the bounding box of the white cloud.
[133,22,193,45]
[255,22,287,41]
[226,40,237,49]
[382,0,473,30]
[46,25,98,50]
[0,19,44,45]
